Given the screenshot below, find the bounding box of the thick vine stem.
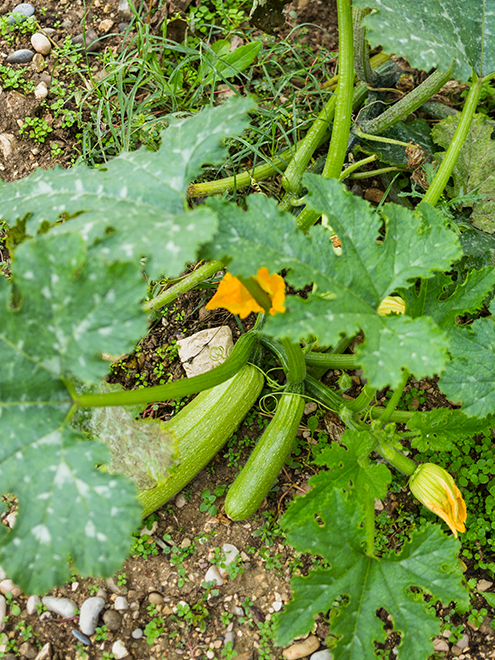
[72,331,259,408]
[304,352,357,370]
[280,337,307,385]
[142,260,223,314]
[358,65,453,136]
[365,491,375,556]
[423,72,482,206]
[377,368,409,427]
[352,7,377,86]
[375,437,417,476]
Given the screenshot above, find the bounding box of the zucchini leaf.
[0,232,147,593]
[439,313,495,417]
[275,488,468,660]
[352,0,495,82]
[357,118,435,167]
[0,96,256,278]
[204,176,461,388]
[407,408,494,451]
[280,429,391,529]
[432,113,495,234]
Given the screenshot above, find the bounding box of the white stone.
[272,600,283,612]
[477,579,493,592]
[79,597,105,635]
[0,133,17,159]
[0,595,6,632]
[374,498,384,512]
[432,638,449,653]
[112,640,129,659]
[5,512,16,528]
[34,642,51,660]
[41,596,77,619]
[310,651,333,660]
[31,33,51,55]
[177,326,233,377]
[26,595,40,615]
[455,634,469,650]
[131,628,143,639]
[283,636,320,660]
[222,544,239,567]
[0,579,21,597]
[34,82,48,101]
[114,596,128,611]
[304,402,317,415]
[175,493,186,508]
[204,566,224,587]
[98,18,114,32]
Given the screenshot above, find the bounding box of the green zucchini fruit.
[138,363,264,518]
[224,389,305,521]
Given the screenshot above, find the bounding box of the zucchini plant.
[1,0,495,658]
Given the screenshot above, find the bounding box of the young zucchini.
[224,387,305,521]
[138,363,264,518]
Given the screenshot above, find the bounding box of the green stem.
[322,0,354,181]
[365,492,375,556]
[352,7,376,86]
[142,260,223,313]
[359,65,453,136]
[339,154,376,181]
[369,407,413,423]
[423,71,482,206]
[345,383,377,413]
[280,337,307,385]
[375,437,417,476]
[377,368,409,427]
[73,331,259,408]
[304,352,357,370]
[350,166,405,179]
[353,128,416,148]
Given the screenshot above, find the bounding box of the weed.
[144,616,165,645]
[5,592,20,616]
[19,116,53,144]
[130,533,159,558]
[50,142,64,158]
[117,572,127,587]
[94,625,108,641]
[88,584,99,595]
[200,485,227,515]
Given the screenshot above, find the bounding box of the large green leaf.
[407,408,493,451]
[352,0,495,82]
[439,316,495,417]
[0,232,147,592]
[280,430,391,529]
[275,489,468,660]
[432,113,495,233]
[0,97,256,278]
[204,176,461,388]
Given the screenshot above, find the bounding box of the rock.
[0,133,17,159]
[180,537,192,549]
[79,597,105,635]
[148,592,163,605]
[114,596,128,611]
[364,188,384,204]
[455,634,469,650]
[304,402,317,415]
[118,0,131,15]
[224,631,235,645]
[31,54,46,73]
[34,643,51,660]
[41,596,77,619]
[177,326,233,377]
[477,579,493,592]
[5,512,16,528]
[480,615,494,634]
[204,566,224,587]
[175,493,186,508]
[105,577,126,595]
[40,73,51,87]
[102,609,122,631]
[450,646,462,657]
[131,628,143,639]
[71,630,91,646]
[34,82,48,101]
[432,638,449,653]
[31,33,51,55]
[310,651,333,660]
[19,642,37,659]
[42,28,56,36]
[0,579,21,597]
[26,595,40,616]
[112,640,129,659]
[272,600,283,612]
[61,19,73,29]
[8,3,35,24]
[6,49,34,64]
[222,543,239,567]
[96,589,107,600]
[283,636,320,659]
[98,19,114,33]
[374,498,384,512]
[118,22,129,32]
[72,29,100,52]
[0,595,6,632]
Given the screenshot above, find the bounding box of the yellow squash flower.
[409,463,467,538]
[206,267,286,319]
[377,295,406,316]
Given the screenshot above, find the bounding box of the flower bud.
[409,463,466,538]
[377,295,406,316]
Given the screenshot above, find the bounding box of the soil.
[1,1,495,660]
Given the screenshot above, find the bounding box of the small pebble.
[72,29,99,52]
[175,493,186,508]
[98,18,114,33]
[180,537,192,549]
[34,81,48,100]
[8,3,34,24]
[204,566,224,587]
[118,22,129,32]
[283,636,320,660]
[148,592,163,605]
[477,579,493,592]
[96,589,107,600]
[374,498,384,512]
[232,606,243,616]
[31,33,51,55]
[6,49,34,64]
[272,600,283,612]
[310,650,334,660]
[42,27,56,36]
[304,402,317,415]
[114,596,128,611]
[0,595,6,632]
[131,628,143,639]
[224,631,235,646]
[26,595,40,615]
[71,630,91,646]
[79,597,105,636]
[432,638,449,653]
[105,577,126,596]
[102,609,122,631]
[455,634,469,650]
[222,543,239,567]
[61,19,73,29]
[18,642,37,659]
[112,640,129,659]
[41,596,77,619]
[0,579,21,597]
[5,512,17,528]
[35,643,51,660]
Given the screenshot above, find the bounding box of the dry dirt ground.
[2,1,495,660]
